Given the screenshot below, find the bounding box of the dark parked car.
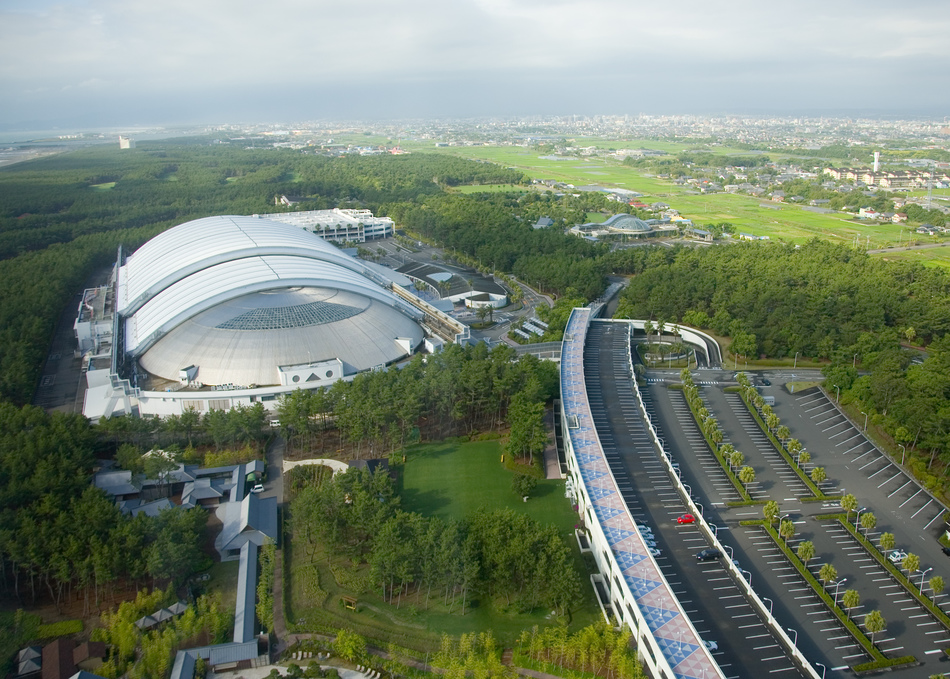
[696,548,721,562]
[941,547,950,558]
[761,378,771,386]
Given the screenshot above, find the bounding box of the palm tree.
[819,563,837,589]
[779,519,796,544]
[841,589,860,617]
[739,465,756,493]
[930,575,944,602]
[879,532,895,557]
[864,610,885,646]
[840,494,858,520]
[860,511,877,537]
[797,541,815,568]
[902,553,920,577]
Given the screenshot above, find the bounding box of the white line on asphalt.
[912,499,934,518]
[877,472,903,488]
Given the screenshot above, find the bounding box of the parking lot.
[784,389,946,532]
[585,323,806,679]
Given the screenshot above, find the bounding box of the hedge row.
[735,381,826,499]
[833,514,950,631]
[756,520,891,667]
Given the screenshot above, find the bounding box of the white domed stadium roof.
[117,215,368,316]
[121,216,424,387]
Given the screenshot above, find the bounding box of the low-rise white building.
[265,208,394,242]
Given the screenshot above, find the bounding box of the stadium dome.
[120,216,424,387]
[601,214,652,232]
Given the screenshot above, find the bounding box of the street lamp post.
[741,569,752,585]
[921,567,933,592]
[763,596,773,615]
[834,578,847,605]
[816,662,827,679]
[834,384,840,402]
[853,353,858,368]
[856,507,868,531]
[899,444,906,465]
[861,411,869,431]
[793,351,799,369]
[787,627,798,646]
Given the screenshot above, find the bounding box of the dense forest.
[277,343,558,460]
[291,467,581,616]
[0,404,209,614]
[824,335,950,496]
[614,239,950,483]
[614,239,950,357]
[387,194,609,300]
[0,144,531,405]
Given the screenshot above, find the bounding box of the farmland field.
[413,143,921,247]
[871,244,950,268]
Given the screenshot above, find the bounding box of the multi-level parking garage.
[565,308,950,678]
[561,309,812,679]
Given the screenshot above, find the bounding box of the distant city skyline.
[1,0,948,129]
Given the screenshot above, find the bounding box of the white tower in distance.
[873,151,880,172]
[119,135,135,150]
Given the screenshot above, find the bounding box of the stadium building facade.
[80,215,455,421]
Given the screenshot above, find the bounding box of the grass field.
[872,244,950,268]
[408,142,946,253]
[286,439,599,648]
[90,181,115,190]
[400,440,578,535]
[452,183,527,194]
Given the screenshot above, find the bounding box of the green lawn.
[872,244,950,268]
[205,559,241,612]
[452,183,528,194]
[286,439,600,649]
[400,440,578,535]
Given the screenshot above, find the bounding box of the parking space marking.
[912,499,935,518]
[836,432,865,447]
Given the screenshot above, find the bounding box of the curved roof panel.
[125,255,413,356]
[117,215,365,315]
[138,287,423,386]
[603,214,652,231]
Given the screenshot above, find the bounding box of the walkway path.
[283,458,349,474]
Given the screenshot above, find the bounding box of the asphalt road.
[586,322,807,679]
[639,364,950,677]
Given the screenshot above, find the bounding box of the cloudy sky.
[1,0,948,128]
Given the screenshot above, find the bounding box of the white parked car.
[250,484,265,494]
[703,640,718,652]
[888,549,908,564]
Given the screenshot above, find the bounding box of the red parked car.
[676,513,695,525]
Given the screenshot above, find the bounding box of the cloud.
[0,0,947,125]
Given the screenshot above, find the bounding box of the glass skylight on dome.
[217,300,362,331]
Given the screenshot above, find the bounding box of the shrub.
[37,620,83,637]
